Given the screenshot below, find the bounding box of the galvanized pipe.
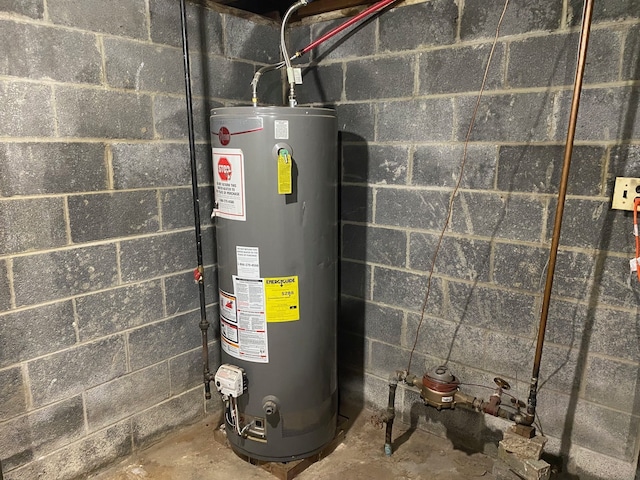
[179,0,212,399]
[526,0,594,421]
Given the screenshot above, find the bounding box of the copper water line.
[526,0,594,421]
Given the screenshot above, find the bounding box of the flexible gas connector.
[280,0,312,107]
[251,61,285,106]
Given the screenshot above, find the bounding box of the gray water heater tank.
[210,106,338,462]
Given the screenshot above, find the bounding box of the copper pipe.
[526,0,594,420]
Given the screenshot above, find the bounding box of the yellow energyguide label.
[277,151,292,195]
[265,276,299,322]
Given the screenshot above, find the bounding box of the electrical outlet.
[612,177,640,211]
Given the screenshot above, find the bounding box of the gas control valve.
[214,364,246,398]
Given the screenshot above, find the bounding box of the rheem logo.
[218,157,232,181]
[219,127,231,146]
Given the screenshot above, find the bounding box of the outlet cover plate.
[612,177,640,211]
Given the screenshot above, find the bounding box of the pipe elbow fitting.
[514,412,535,426]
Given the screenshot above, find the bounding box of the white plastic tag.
[293,67,303,85]
[629,257,640,272]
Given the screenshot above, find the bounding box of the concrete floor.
[92,409,496,480]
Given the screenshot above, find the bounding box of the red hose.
[300,0,399,55]
[634,197,640,281]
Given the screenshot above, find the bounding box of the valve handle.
[193,267,203,283]
[494,377,511,390]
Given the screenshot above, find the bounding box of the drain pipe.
[526,0,594,425]
[179,0,213,399]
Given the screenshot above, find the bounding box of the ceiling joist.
[206,0,379,20]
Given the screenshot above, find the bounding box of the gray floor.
[93,409,496,480]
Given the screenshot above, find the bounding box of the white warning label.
[234,276,265,311]
[237,311,267,360]
[238,310,266,331]
[226,276,268,363]
[236,246,260,279]
[275,120,289,140]
[213,148,246,221]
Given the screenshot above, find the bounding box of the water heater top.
[211,105,336,118]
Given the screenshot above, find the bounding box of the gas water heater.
[211,106,338,461]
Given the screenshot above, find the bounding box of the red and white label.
[219,290,237,323]
[221,319,239,343]
[212,148,246,221]
[217,157,232,181]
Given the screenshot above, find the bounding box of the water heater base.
[213,415,349,480]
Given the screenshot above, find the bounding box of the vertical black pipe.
[179,0,212,399]
[526,0,594,421]
[384,380,397,455]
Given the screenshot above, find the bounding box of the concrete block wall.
[293,1,640,478]
[0,1,279,478]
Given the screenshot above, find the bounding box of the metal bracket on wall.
[611,177,640,211]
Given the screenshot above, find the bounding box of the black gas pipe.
[384,375,398,456]
[179,0,213,399]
